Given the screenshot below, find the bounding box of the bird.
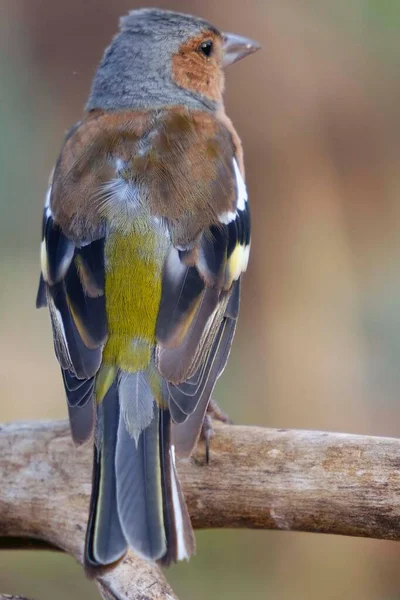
[36,8,259,571]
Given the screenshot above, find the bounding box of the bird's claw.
[207,398,233,425]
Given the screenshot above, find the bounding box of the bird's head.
[87,8,260,112]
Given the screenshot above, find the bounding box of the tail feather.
[85,380,127,569]
[84,369,195,570]
[159,409,195,566]
[116,401,166,560]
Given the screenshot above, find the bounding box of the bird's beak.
[222,32,261,67]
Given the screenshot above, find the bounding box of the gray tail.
[84,371,195,571]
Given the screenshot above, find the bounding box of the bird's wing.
[170,279,241,457]
[37,123,109,444]
[156,184,250,382]
[152,113,251,455]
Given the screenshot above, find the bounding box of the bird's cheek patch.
[171,33,223,104]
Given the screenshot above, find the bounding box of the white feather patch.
[233,158,248,211]
[165,247,187,287]
[44,186,53,218]
[218,210,237,225]
[170,445,191,561]
[242,244,251,272]
[44,185,51,207]
[40,240,49,282]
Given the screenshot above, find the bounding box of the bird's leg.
[201,399,233,464]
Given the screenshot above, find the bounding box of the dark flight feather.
[168,284,238,418]
[225,276,241,319]
[49,281,102,379]
[38,200,107,444]
[77,238,106,292]
[61,368,95,407]
[158,407,195,565]
[67,396,95,446]
[64,256,107,349]
[44,216,75,285]
[62,367,96,444]
[198,225,229,287]
[156,248,205,348]
[85,381,127,568]
[172,292,239,457]
[157,286,220,383]
[36,274,47,308]
[168,394,190,424]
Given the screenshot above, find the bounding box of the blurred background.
[1,0,400,598]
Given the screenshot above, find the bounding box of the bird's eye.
[198,40,214,58]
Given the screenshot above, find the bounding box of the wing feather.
[37,182,107,444]
[155,152,249,457]
[171,282,240,456]
[156,153,249,389]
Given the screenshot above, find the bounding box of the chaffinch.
[36,8,259,571]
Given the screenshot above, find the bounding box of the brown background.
[1,0,400,598]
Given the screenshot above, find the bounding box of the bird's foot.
[207,398,233,425]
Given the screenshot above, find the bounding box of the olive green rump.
[102,225,164,372]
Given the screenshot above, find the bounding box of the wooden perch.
[0,596,33,600]
[1,420,400,600]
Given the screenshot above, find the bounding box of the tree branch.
[0,596,33,600]
[1,420,400,599]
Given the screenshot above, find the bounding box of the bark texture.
[1,420,400,599]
